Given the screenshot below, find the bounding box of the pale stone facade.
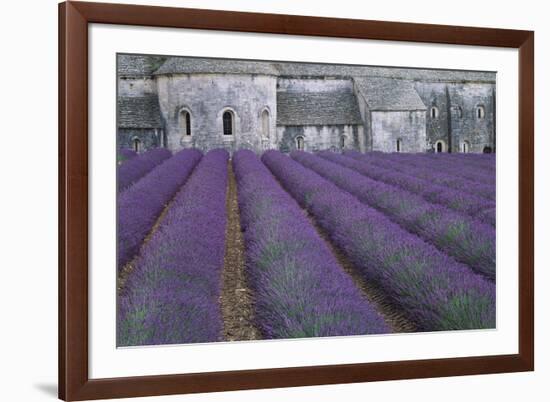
[117,54,496,154]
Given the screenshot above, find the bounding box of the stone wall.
[414,82,495,152]
[354,85,372,151]
[156,73,277,153]
[370,111,427,152]
[277,78,353,93]
[118,77,157,97]
[448,83,496,153]
[276,124,363,153]
[116,57,497,155]
[117,128,163,153]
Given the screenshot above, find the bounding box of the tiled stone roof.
[354,77,427,111]
[274,62,495,83]
[152,56,496,83]
[277,91,363,125]
[118,54,167,77]
[118,95,163,128]
[153,57,279,76]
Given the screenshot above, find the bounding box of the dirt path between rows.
[220,162,262,341]
[117,201,173,293]
[307,214,417,333]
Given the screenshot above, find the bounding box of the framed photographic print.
[59,1,534,400]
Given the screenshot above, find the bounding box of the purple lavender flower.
[117,149,202,271]
[118,148,172,191]
[118,148,138,163]
[320,151,495,226]
[234,150,389,339]
[262,150,495,331]
[291,151,496,281]
[402,153,495,185]
[118,150,229,346]
[346,151,495,201]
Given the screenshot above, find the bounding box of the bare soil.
[307,214,417,333]
[220,162,262,341]
[117,197,173,293]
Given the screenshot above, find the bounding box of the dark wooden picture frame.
[59,1,534,400]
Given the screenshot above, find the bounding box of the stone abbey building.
[117,54,496,154]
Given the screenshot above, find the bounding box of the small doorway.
[296,136,305,151]
[132,137,142,153]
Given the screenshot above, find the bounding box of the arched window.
[223,111,234,135]
[430,106,439,119]
[296,136,305,151]
[396,139,403,153]
[340,135,346,150]
[462,140,470,153]
[476,105,486,119]
[456,106,463,118]
[132,137,141,153]
[261,109,270,139]
[179,110,191,137]
[435,140,445,153]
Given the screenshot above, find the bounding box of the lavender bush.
[117,149,202,271]
[262,150,495,331]
[426,153,496,179]
[233,150,389,339]
[408,153,495,185]
[320,151,495,226]
[118,150,229,346]
[347,151,495,201]
[290,151,496,281]
[118,148,138,164]
[446,153,496,171]
[118,148,172,191]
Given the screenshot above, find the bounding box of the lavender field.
[116,149,496,346]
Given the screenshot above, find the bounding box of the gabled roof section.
[153,57,279,76]
[118,54,167,78]
[119,54,496,83]
[277,91,363,126]
[354,77,427,111]
[118,95,163,128]
[274,62,496,83]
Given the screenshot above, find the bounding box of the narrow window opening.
[223,111,233,135]
[296,136,304,151]
[180,110,191,136]
[132,138,141,153]
[476,105,486,119]
[261,109,270,139]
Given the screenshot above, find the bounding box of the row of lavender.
[347,151,495,201]
[117,149,202,271]
[392,152,495,185]
[117,148,172,192]
[263,151,495,330]
[118,150,229,346]
[116,147,496,344]
[291,151,496,281]
[233,150,389,338]
[321,152,495,226]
